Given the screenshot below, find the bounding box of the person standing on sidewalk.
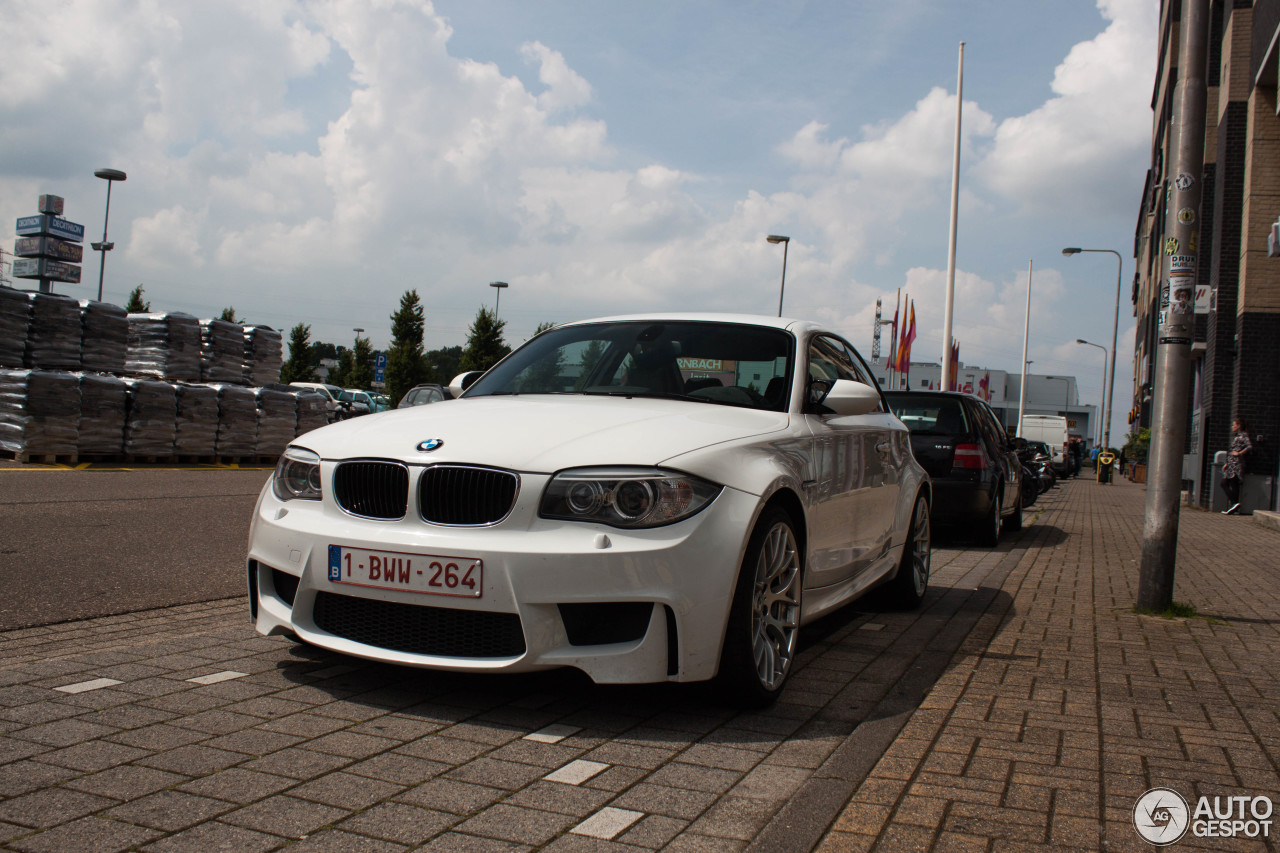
[1220,417,1252,514]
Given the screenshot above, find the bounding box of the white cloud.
[974,0,1158,215]
[520,41,593,112]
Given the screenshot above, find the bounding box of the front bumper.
[247,469,760,684]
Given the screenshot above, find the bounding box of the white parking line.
[186,671,248,685]
[571,807,644,839]
[544,759,609,785]
[54,678,123,694]
[524,724,581,744]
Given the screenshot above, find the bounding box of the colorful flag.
[947,340,959,390]
[978,371,991,402]
[895,300,916,372]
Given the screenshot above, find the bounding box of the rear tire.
[977,489,1001,547]
[885,493,931,609]
[717,507,802,708]
[1005,494,1023,531]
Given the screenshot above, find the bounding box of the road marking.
[544,759,609,785]
[54,678,123,694]
[187,670,248,685]
[571,807,643,839]
[525,724,580,744]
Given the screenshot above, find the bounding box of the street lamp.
[91,168,126,302]
[489,281,509,321]
[767,235,789,317]
[1075,339,1108,448]
[1062,247,1121,449]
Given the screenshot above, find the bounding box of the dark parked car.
[397,383,452,408]
[884,391,1022,545]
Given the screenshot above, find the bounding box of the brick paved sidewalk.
[818,477,1280,852]
[0,478,1275,851]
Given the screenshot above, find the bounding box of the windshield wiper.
[580,389,710,402]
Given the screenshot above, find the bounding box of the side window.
[807,336,858,383]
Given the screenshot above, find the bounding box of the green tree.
[328,348,353,388]
[515,322,563,392]
[460,306,510,374]
[125,285,150,313]
[1123,427,1150,462]
[218,307,242,323]
[426,345,463,385]
[280,323,318,384]
[574,338,608,390]
[312,341,339,362]
[385,290,428,404]
[349,335,376,389]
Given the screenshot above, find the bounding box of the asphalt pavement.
[0,465,269,630]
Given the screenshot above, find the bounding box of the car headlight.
[273,447,322,501]
[540,467,721,528]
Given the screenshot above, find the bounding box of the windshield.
[464,321,795,412]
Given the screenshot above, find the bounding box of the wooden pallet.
[0,449,78,465]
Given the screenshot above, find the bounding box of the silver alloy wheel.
[751,521,801,691]
[910,498,931,597]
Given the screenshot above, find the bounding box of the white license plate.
[327,545,483,598]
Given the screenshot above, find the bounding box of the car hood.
[294,395,790,472]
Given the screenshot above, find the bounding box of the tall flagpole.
[941,42,964,393]
[1017,260,1032,434]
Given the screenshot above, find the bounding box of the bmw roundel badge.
[417,438,444,452]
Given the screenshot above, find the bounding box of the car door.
[973,400,1019,515]
[801,334,900,588]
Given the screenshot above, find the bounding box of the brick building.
[1133,0,1280,510]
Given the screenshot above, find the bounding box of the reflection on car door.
[975,400,1019,515]
[801,335,902,589]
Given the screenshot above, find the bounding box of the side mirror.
[817,379,882,417]
[448,371,484,397]
[805,379,834,411]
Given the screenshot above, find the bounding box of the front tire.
[885,493,931,609]
[717,507,802,708]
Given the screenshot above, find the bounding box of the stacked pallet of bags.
[0,369,80,455]
[26,292,82,371]
[255,386,297,457]
[125,313,202,382]
[78,300,128,375]
[77,373,128,455]
[0,288,32,367]
[174,383,219,456]
[209,384,257,457]
[121,379,177,456]
[294,388,329,436]
[199,318,244,384]
[243,325,282,386]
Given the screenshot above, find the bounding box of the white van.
[1019,415,1070,474]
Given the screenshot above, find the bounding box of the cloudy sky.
[3,0,1156,440]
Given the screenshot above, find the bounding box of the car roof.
[557,313,835,339]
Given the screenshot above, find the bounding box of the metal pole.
[1076,340,1107,447]
[1139,0,1208,612]
[941,42,964,392]
[97,180,113,302]
[777,239,788,317]
[1106,253,1120,449]
[1017,260,1032,434]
